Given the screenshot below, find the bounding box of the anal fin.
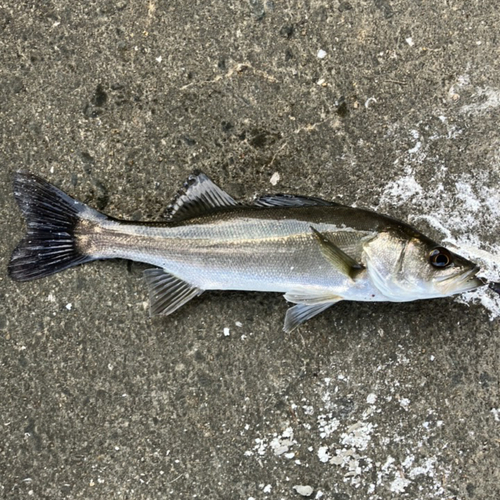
[144,268,203,316]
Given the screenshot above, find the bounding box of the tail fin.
[8,172,106,281]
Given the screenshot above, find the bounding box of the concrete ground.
[1,1,499,499]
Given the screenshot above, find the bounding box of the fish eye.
[429,247,452,268]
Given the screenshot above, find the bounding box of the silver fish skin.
[8,171,484,331]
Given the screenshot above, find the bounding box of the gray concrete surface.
[1,1,499,499]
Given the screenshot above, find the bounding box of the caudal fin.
[8,172,106,281]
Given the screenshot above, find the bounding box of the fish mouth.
[443,265,485,294]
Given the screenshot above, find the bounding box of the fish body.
[9,171,484,331]
[85,207,379,297]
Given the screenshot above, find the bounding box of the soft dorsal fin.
[253,194,336,208]
[167,171,237,221]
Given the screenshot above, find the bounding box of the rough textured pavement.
[1,1,499,499]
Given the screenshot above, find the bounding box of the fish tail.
[8,172,107,281]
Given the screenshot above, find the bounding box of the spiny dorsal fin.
[144,268,203,316]
[253,194,336,208]
[310,226,364,279]
[167,171,237,221]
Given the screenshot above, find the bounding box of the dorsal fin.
[253,194,336,208]
[167,171,237,221]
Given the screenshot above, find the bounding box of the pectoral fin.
[284,290,342,305]
[310,226,364,279]
[144,268,203,316]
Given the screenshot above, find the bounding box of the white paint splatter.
[381,455,396,472]
[293,485,314,497]
[270,171,280,186]
[270,427,296,456]
[390,476,412,492]
[379,163,500,319]
[246,427,297,458]
[460,86,500,115]
[317,414,340,438]
[341,421,375,450]
[303,405,314,415]
[409,457,437,479]
[408,130,422,154]
[244,376,453,497]
[317,446,330,463]
[402,455,415,468]
[399,398,411,409]
[380,173,423,205]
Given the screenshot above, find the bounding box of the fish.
[8,171,487,332]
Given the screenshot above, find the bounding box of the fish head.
[364,229,484,301]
